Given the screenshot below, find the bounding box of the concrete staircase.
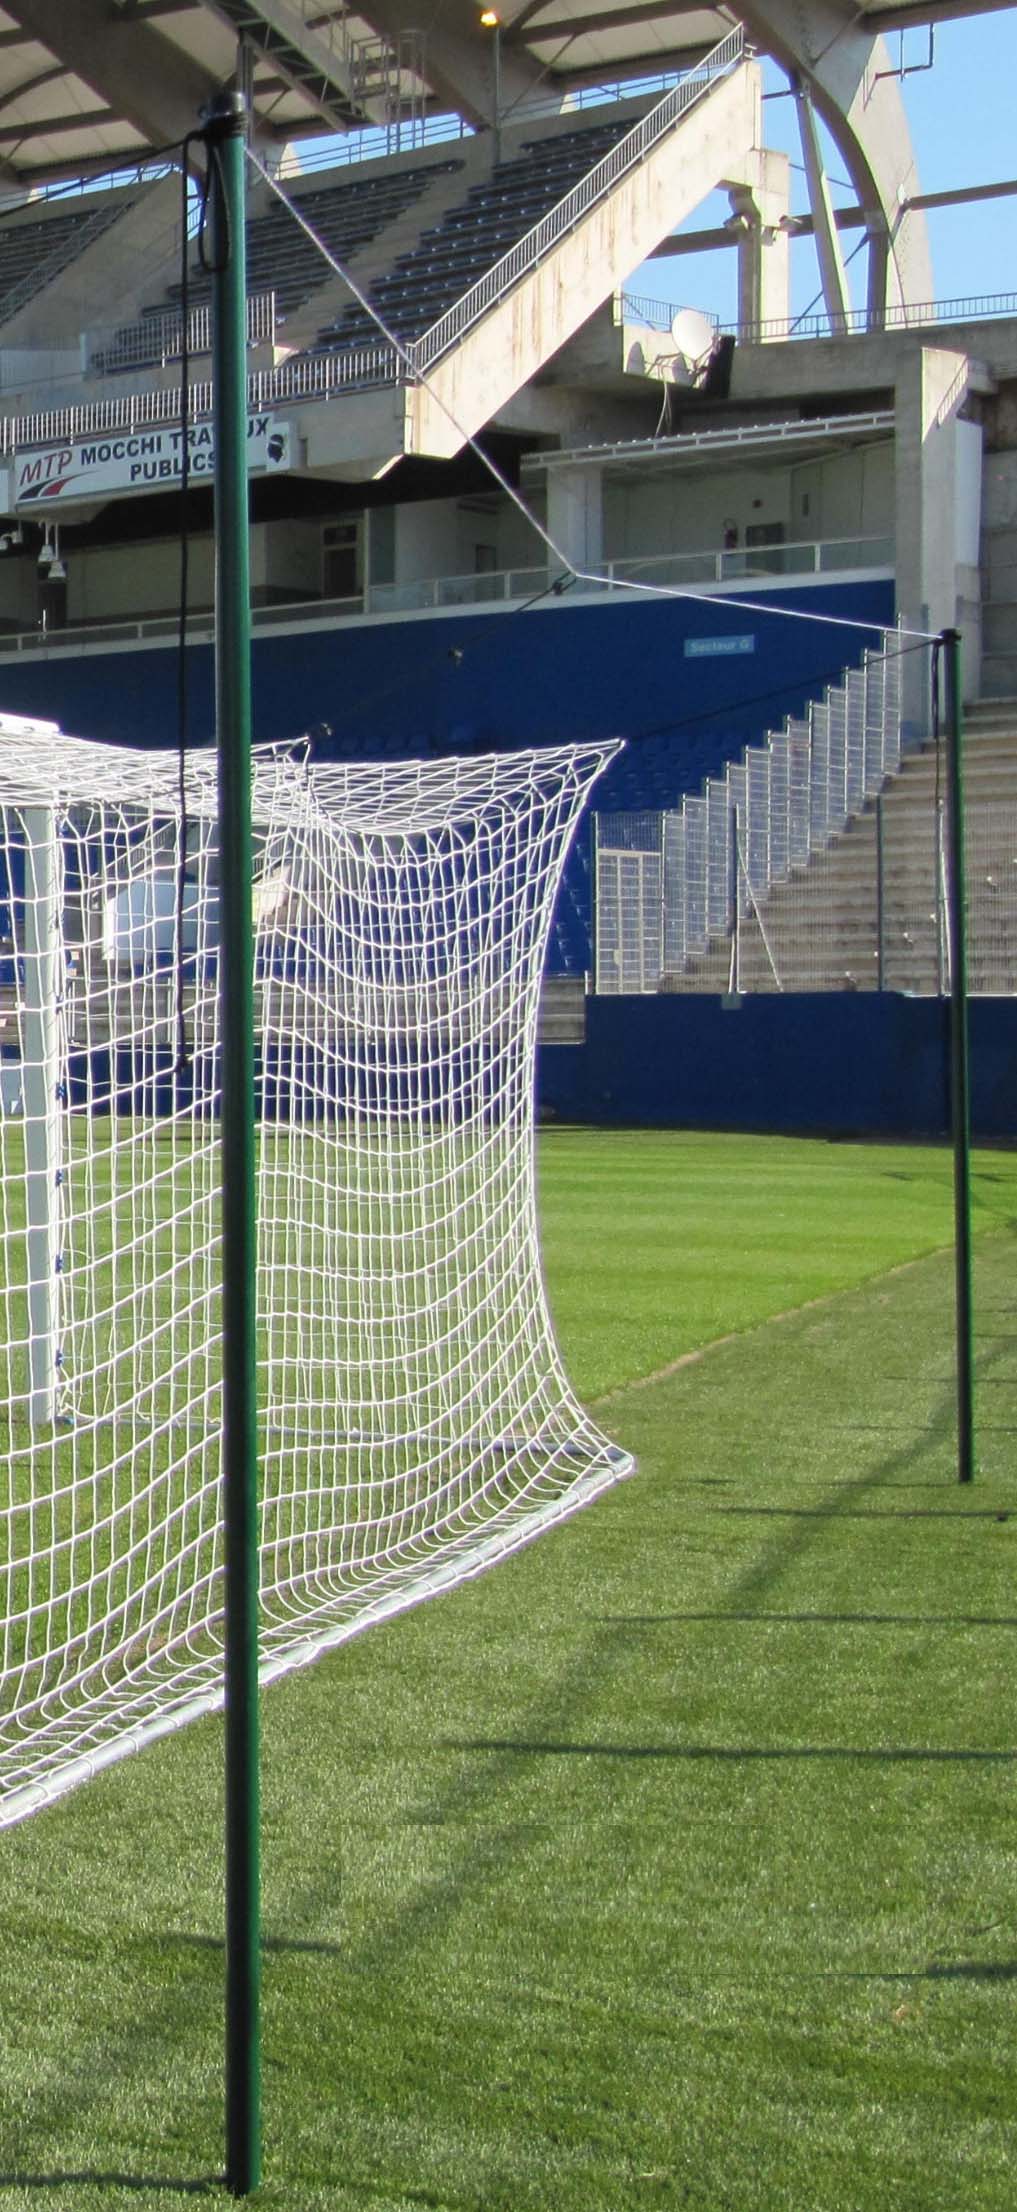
[668,699,1017,995]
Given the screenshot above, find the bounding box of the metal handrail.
[271,62,697,178]
[408,26,744,374]
[0,542,893,662]
[730,291,1017,345]
[0,343,401,455]
[86,292,277,373]
[614,289,689,331]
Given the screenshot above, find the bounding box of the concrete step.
[655,678,1017,997]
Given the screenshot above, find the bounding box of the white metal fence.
[598,631,902,993]
[596,646,1017,997]
[84,291,277,374]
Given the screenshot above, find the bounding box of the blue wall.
[539,994,1017,1144]
[0,578,894,775]
[0,578,895,975]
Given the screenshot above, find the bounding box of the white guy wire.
[245,145,936,645]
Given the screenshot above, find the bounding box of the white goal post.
[0,720,632,1829]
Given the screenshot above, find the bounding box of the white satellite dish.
[669,307,718,382]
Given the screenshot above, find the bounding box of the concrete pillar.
[547,464,603,576]
[865,221,890,333]
[894,346,984,724]
[726,151,791,337]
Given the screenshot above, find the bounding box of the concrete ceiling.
[0,0,1007,191]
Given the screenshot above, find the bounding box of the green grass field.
[0,1128,1014,2211]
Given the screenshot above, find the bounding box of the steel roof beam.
[0,0,220,147]
[202,1,367,126]
[357,2,545,129]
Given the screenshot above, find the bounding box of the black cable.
[514,570,578,614]
[197,142,230,278]
[174,127,218,1077]
[325,627,931,760]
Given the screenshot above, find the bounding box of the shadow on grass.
[602,1609,1017,1628]
[444,1739,1016,1764]
[250,1278,1016,1987]
[917,1960,1017,1982]
[169,1928,346,1961]
[716,1504,1010,1520]
[0,2175,218,2196]
[835,1961,1017,1984]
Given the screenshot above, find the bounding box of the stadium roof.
[0,0,1009,192]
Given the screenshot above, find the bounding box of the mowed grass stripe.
[539,1128,1017,1400]
[0,1134,1012,2210]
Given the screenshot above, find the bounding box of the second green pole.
[941,628,974,1485]
[207,89,262,2194]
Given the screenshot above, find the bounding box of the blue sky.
[635,10,1017,326]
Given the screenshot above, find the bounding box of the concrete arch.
[738,0,932,318]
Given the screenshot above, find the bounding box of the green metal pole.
[942,629,974,1484]
[207,92,262,2191]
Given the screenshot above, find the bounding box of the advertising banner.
[14,414,291,509]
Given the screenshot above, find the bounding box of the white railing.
[409,26,745,374]
[596,625,904,991]
[614,289,685,331]
[271,62,692,178]
[85,292,277,374]
[369,566,546,613]
[601,536,894,589]
[729,291,1017,345]
[0,538,893,662]
[0,343,400,455]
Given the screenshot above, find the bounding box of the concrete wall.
[539,992,1017,1142]
[602,443,894,561]
[67,536,215,623]
[396,498,461,583]
[980,425,1017,697]
[894,346,985,715]
[411,62,760,457]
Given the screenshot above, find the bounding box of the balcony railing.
[619,288,1017,348]
[0,533,895,663]
[594,537,894,590]
[727,292,1017,346]
[84,292,277,375]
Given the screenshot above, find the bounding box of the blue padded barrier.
[539,993,1017,1143]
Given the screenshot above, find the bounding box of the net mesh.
[0,722,630,1827]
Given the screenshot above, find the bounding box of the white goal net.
[0,721,631,1828]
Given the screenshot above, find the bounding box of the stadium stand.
[0,196,135,331]
[94,159,463,371]
[315,121,630,352]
